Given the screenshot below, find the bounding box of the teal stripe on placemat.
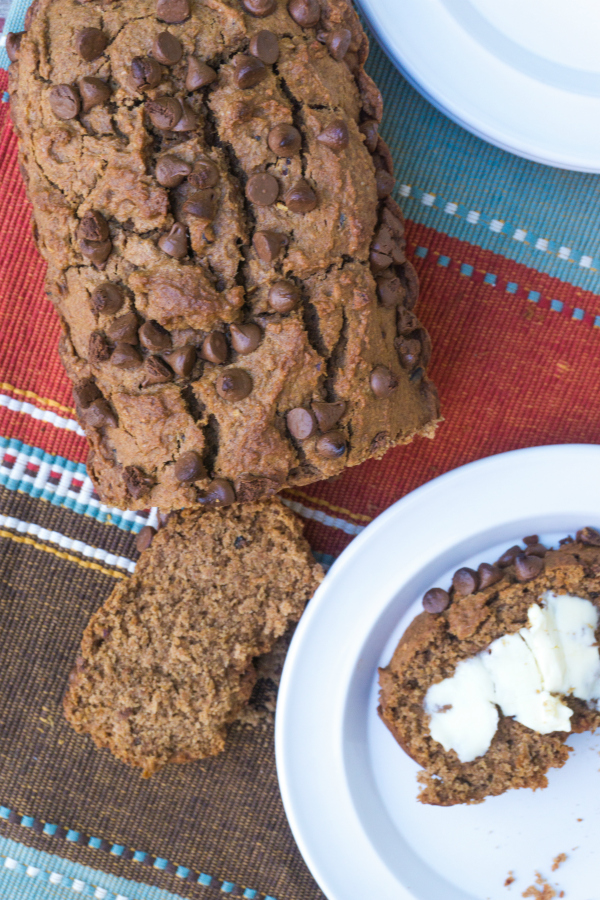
[0,834,187,900]
[362,31,600,293]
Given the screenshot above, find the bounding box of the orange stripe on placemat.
[0,528,126,579]
[0,383,75,416]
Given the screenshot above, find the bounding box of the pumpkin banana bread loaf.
[379,530,600,806]
[8,0,439,512]
[64,498,323,775]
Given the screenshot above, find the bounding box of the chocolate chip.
[370,365,398,398]
[79,76,111,112]
[496,545,522,567]
[577,526,600,546]
[230,323,262,354]
[49,84,80,120]
[73,380,101,408]
[268,280,299,312]
[311,400,345,431]
[198,478,236,507]
[111,343,143,369]
[76,27,107,61]
[327,27,351,60]
[80,237,112,266]
[246,172,279,206]
[376,169,395,199]
[171,101,199,132]
[370,251,393,275]
[156,0,190,23]
[317,119,349,152]
[90,282,123,315]
[242,0,276,15]
[141,356,173,386]
[216,368,253,402]
[423,588,450,613]
[409,367,423,383]
[376,275,403,308]
[158,222,188,257]
[395,336,421,371]
[316,430,347,459]
[288,0,320,27]
[6,32,23,63]
[79,210,109,243]
[234,535,248,549]
[397,307,419,335]
[182,189,215,219]
[525,543,547,558]
[107,311,139,344]
[131,56,163,90]
[146,96,183,129]
[515,553,544,582]
[400,261,419,311]
[155,155,192,187]
[478,562,502,589]
[234,54,267,88]
[188,159,220,188]
[84,398,117,428]
[135,525,156,552]
[124,465,154,500]
[201,331,228,364]
[284,179,317,213]
[253,230,288,262]
[88,331,112,365]
[268,124,302,156]
[186,56,217,89]
[153,31,182,65]
[139,320,172,352]
[452,567,480,597]
[523,534,539,546]
[156,510,170,528]
[249,30,279,63]
[359,118,378,153]
[163,345,196,377]
[287,407,317,440]
[174,450,206,482]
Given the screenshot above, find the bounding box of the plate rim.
[355,0,600,173]
[275,443,600,900]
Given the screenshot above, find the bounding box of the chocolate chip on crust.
[514,554,544,582]
[249,30,279,63]
[423,587,450,614]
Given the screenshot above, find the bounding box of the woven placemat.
[2,4,600,899]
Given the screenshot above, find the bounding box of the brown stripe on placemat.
[0,489,324,900]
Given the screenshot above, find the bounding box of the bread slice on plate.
[64,498,322,776]
[379,529,600,805]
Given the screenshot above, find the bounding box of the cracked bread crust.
[64,498,323,775]
[9,0,440,511]
[378,541,600,806]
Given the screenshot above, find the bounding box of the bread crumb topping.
[425,592,600,762]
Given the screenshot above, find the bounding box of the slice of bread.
[379,532,600,805]
[64,498,322,775]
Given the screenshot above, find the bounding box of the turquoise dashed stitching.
[0,805,278,899]
[401,183,600,274]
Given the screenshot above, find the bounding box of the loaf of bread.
[64,498,323,775]
[379,531,600,806]
[8,0,439,511]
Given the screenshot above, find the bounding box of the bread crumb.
[522,873,556,899]
[551,854,567,872]
[505,871,515,887]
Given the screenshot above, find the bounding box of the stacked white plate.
[355,0,600,172]
[276,446,600,899]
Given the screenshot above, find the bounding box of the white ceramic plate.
[276,445,600,900]
[356,0,600,172]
